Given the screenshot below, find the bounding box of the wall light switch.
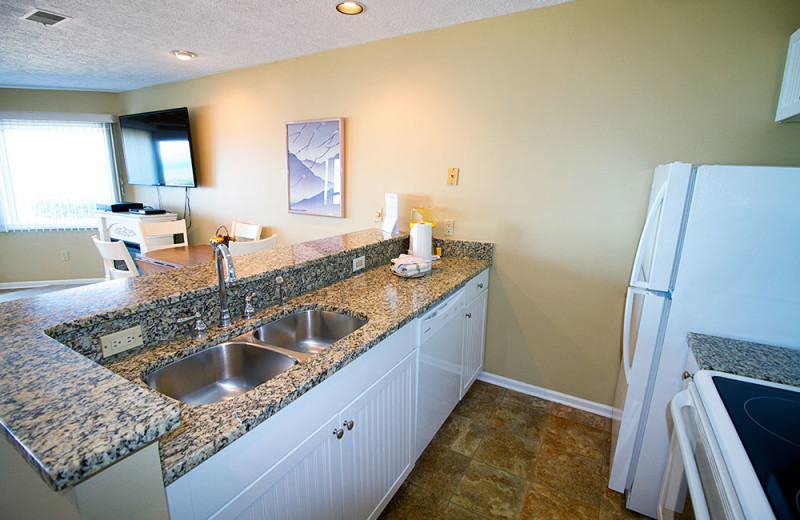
[447,167,459,185]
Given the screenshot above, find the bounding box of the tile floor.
[380,380,649,520]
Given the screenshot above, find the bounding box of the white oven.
[658,370,800,520]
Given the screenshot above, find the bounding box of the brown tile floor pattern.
[380,380,650,520]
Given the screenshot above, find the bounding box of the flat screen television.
[119,107,198,187]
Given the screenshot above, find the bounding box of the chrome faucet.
[276,276,288,310]
[211,240,237,328]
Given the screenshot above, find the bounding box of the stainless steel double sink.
[145,310,367,405]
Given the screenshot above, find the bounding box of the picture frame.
[286,117,345,218]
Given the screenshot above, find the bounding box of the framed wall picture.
[286,117,344,218]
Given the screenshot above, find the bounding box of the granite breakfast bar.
[0,229,492,519]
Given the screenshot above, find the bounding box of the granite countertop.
[687,332,800,387]
[0,229,492,491]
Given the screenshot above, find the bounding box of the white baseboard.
[0,278,103,290]
[477,371,613,419]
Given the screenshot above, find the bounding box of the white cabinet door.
[461,290,487,398]
[340,352,417,520]
[211,414,344,520]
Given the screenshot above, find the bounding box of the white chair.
[229,234,278,256]
[230,221,262,241]
[138,220,188,253]
[91,235,139,280]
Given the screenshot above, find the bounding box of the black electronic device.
[96,202,144,213]
[128,208,167,215]
[118,107,198,188]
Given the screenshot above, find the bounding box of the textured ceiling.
[0,0,570,93]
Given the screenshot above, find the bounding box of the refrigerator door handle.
[630,183,668,289]
[622,286,643,382]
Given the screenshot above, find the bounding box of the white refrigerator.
[608,162,800,518]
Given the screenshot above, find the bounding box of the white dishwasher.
[415,288,465,460]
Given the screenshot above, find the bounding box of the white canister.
[410,222,432,260]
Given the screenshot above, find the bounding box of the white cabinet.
[461,291,487,398]
[340,352,416,520]
[776,27,800,122]
[213,414,344,520]
[167,324,415,520]
[210,352,416,520]
[460,269,489,398]
[94,210,178,249]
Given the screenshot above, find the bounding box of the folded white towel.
[392,254,430,267]
[390,254,432,276]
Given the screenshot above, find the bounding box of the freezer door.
[630,163,693,292]
[609,288,669,493]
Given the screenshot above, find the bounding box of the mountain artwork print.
[286,118,344,217]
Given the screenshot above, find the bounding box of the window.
[0,113,118,231]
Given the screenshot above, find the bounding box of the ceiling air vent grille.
[22,9,69,26]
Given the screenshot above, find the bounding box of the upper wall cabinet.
[776,27,800,122]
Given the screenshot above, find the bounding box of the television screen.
[119,107,198,187]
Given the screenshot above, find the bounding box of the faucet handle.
[178,312,208,340]
[244,293,257,320]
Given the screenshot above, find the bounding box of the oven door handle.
[667,390,711,520]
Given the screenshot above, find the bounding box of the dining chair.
[91,235,139,280]
[138,220,188,253]
[230,221,262,241]
[229,234,278,256]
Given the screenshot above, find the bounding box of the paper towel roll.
[410,222,432,260]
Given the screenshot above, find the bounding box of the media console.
[94,210,178,251]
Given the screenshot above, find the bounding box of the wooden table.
[136,245,215,274]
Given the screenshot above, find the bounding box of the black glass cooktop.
[713,376,800,520]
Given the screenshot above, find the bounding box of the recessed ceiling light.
[336,2,363,15]
[171,50,198,61]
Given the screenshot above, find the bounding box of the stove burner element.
[744,397,800,448]
[713,376,800,519]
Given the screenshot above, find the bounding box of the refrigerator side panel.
[669,165,800,348]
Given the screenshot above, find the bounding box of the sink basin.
[145,342,298,405]
[252,310,368,355]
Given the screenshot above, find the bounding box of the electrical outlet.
[61,250,70,261]
[447,167,459,186]
[444,219,455,237]
[100,325,143,358]
[353,255,365,272]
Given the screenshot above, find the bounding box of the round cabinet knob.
[333,428,344,439]
[477,283,484,289]
[465,313,472,319]
[344,420,354,431]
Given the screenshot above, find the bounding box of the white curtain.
[0,118,117,231]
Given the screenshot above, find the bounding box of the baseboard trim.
[0,278,103,290]
[477,371,613,419]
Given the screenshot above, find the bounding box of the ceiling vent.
[22,9,70,26]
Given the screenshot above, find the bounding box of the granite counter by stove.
[687,332,800,387]
[0,229,492,492]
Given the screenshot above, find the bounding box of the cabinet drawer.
[466,269,489,301]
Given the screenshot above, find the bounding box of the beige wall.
[2,0,799,404]
[0,89,123,281]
